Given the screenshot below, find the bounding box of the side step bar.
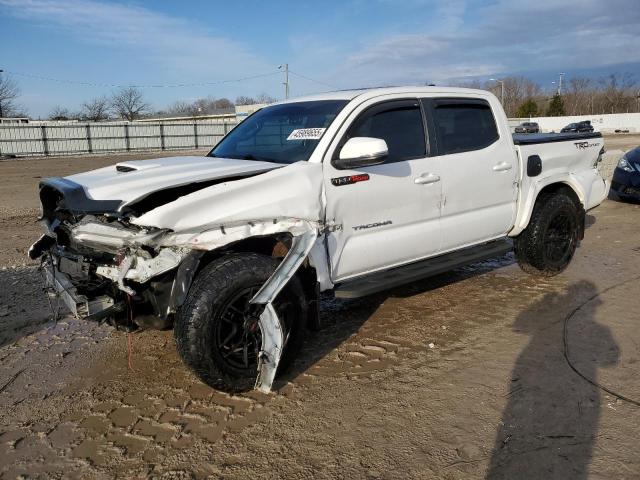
[334,239,513,299]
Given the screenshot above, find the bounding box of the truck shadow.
[485,280,619,479]
[276,252,516,387]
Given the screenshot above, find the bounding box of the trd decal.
[331,174,370,186]
[574,141,598,150]
[353,220,392,231]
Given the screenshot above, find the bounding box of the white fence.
[509,113,640,134]
[0,120,237,157]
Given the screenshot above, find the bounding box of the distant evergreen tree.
[516,99,539,117]
[546,94,566,116]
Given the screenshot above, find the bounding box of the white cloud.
[0,0,274,79]
[325,0,640,87]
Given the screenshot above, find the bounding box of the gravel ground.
[0,144,639,479]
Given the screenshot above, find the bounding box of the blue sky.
[1,0,639,117]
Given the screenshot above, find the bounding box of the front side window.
[343,101,426,163]
[210,100,347,164]
[432,100,499,155]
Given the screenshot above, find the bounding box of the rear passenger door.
[423,97,517,252]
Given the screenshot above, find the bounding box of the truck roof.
[277,86,493,104]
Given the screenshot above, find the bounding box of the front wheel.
[514,191,581,277]
[174,253,307,392]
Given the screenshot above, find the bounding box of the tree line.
[47,88,278,122]
[1,72,638,121]
[0,76,278,121]
[456,73,639,118]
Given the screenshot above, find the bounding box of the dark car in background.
[561,121,594,133]
[514,122,540,134]
[610,146,640,201]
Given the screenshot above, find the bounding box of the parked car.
[514,122,539,134]
[30,87,607,392]
[561,121,594,133]
[610,146,640,201]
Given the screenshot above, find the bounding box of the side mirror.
[335,137,388,169]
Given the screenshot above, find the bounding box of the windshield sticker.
[287,128,326,141]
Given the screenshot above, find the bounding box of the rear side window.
[345,100,426,163]
[431,100,499,155]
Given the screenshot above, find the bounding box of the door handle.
[493,162,513,172]
[414,173,441,185]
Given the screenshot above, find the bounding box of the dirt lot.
[1,142,639,479]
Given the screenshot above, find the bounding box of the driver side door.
[323,99,443,281]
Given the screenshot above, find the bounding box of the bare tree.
[235,95,257,105]
[0,75,22,118]
[255,93,277,104]
[599,73,636,114]
[164,97,235,117]
[499,76,542,117]
[565,77,592,115]
[167,100,197,116]
[213,98,234,110]
[49,106,72,121]
[81,96,110,122]
[111,87,149,121]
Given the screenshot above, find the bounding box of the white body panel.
[67,156,281,206]
[510,136,606,236]
[427,93,518,252]
[320,93,442,281]
[132,161,324,231]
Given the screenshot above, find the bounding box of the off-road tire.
[514,191,581,277]
[175,253,307,392]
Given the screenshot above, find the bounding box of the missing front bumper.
[43,263,119,320]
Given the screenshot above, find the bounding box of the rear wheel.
[174,253,307,392]
[514,191,581,277]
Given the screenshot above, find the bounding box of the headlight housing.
[618,156,636,173]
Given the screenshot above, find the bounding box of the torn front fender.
[249,228,319,392]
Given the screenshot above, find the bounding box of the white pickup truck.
[30,87,607,392]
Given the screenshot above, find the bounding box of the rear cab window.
[423,98,499,155]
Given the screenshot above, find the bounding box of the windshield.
[209,100,348,164]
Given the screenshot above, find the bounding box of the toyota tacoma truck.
[29,87,607,392]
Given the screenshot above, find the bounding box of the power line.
[288,70,338,90]
[3,70,282,89]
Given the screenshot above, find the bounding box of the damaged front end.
[30,161,326,392]
[31,212,189,330]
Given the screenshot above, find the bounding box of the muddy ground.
[0,140,639,479]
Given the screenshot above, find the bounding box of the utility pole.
[557,72,565,95]
[279,64,289,100]
[0,69,4,118]
[490,78,504,105]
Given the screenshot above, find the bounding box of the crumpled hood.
[64,156,281,206]
[132,161,324,232]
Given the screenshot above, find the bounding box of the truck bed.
[512,132,602,145]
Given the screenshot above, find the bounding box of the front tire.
[174,253,307,392]
[514,191,581,277]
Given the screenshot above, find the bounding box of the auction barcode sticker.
[286,128,326,141]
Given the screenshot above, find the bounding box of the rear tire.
[514,191,581,277]
[174,253,307,392]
